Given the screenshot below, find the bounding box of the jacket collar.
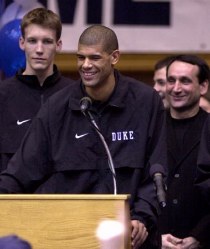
[68,70,127,111]
[16,64,61,89]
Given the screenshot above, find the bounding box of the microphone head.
[149,163,165,177]
[80,96,92,112]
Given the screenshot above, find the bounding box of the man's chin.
[82,79,96,87]
[32,66,47,72]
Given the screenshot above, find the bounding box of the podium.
[0,194,131,249]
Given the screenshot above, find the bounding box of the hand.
[179,237,200,249]
[131,220,148,249]
[162,234,182,249]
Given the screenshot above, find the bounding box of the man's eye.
[92,56,101,60]
[43,40,53,44]
[28,39,36,44]
[167,78,175,83]
[77,56,84,60]
[181,78,191,84]
[157,80,166,86]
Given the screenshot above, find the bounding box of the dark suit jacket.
[159,109,210,248]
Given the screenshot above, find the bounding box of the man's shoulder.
[59,75,76,85]
[118,73,159,107]
[115,73,163,116]
[47,80,80,105]
[119,71,155,94]
[0,76,18,97]
[0,76,17,86]
[38,82,81,121]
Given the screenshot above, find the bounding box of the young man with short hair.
[0,8,75,171]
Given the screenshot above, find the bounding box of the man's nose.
[36,42,44,53]
[82,58,92,68]
[173,81,182,92]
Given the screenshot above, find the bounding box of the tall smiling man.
[0,25,166,249]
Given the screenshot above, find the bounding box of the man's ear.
[111,50,120,65]
[200,80,209,96]
[19,36,25,51]
[56,39,62,52]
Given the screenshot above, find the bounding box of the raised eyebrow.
[156,79,166,83]
[180,76,192,81]
[76,54,101,59]
[26,37,36,40]
[26,37,54,41]
[167,76,176,80]
[44,38,54,41]
[167,76,192,82]
[89,54,102,59]
[76,53,84,57]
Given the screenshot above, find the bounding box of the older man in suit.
[159,55,210,249]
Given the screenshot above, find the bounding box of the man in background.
[153,56,175,109]
[0,8,75,172]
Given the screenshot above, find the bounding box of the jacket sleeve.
[0,102,52,193]
[136,90,167,216]
[190,214,210,247]
[195,114,210,205]
[194,114,210,246]
[132,91,167,249]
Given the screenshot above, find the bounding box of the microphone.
[149,164,166,208]
[80,97,92,113]
[80,97,117,195]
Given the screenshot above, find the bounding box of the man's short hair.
[21,8,62,41]
[78,25,119,54]
[166,54,210,84]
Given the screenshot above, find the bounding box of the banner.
[1,0,210,53]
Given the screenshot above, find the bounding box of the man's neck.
[85,74,116,102]
[22,65,54,86]
[170,105,200,119]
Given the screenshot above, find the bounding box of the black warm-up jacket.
[0,70,166,249]
[0,65,75,171]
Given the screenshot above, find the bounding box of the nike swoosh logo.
[75,133,89,139]
[17,119,31,125]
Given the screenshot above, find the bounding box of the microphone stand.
[82,110,117,195]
